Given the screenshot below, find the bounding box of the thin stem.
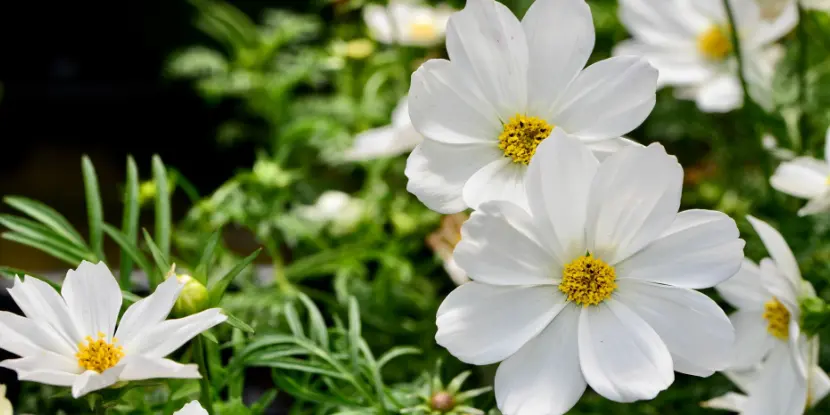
[797,2,810,152]
[194,336,216,415]
[722,0,752,108]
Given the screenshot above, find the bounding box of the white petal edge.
[715,259,768,310]
[115,275,184,346]
[124,308,227,358]
[747,215,802,287]
[462,158,528,211]
[71,366,124,398]
[120,356,201,381]
[175,401,209,415]
[61,261,122,340]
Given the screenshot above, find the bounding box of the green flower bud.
[800,296,830,336]
[173,275,210,317]
[429,391,455,412]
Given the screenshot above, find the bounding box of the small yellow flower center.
[697,25,732,60]
[559,255,617,307]
[498,115,553,165]
[76,333,124,373]
[409,19,437,42]
[763,298,791,340]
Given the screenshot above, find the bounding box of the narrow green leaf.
[168,167,201,203]
[102,224,154,281]
[282,302,305,338]
[0,215,93,260]
[121,290,143,305]
[376,346,421,370]
[297,293,329,347]
[347,296,361,373]
[195,229,222,285]
[454,386,493,403]
[152,155,171,258]
[207,248,261,305]
[120,156,140,290]
[4,196,86,247]
[0,268,58,289]
[142,228,170,284]
[224,312,255,334]
[81,156,105,261]
[251,358,349,380]
[201,331,219,344]
[446,370,472,395]
[2,232,85,266]
[249,389,277,415]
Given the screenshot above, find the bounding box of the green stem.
[797,2,810,153]
[722,0,752,109]
[194,336,216,415]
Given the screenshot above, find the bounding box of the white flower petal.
[613,40,713,87]
[61,261,122,339]
[345,126,414,161]
[0,354,80,376]
[363,4,394,44]
[616,209,744,288]
[716,259,768,309]
[495,305,585,415]
[618,0,704,47]
[175,401,208,415]
[525,130,598,264]
[71,366,124,398]
[749,3,797,48]
[442,257,469,286]
[0,311,76,357]
[798,194,830,216]
[759,258,799,313]
[810,366,830,407]
[728,309,775,369]
[578,299,674,402]
[743,343,808,415]
[436,282,566,365]
[725,366,763,392]
[125,308,226,358]
[7,276,83,348]
[670,354,715,378]
[747,215,801,287]
[445,0,528,119]
[522,0,594,119]
[586,143,683,264]
[453,201,558,286]
[6,368,78,387]
[115,276,184,346]
[770,157,829,199]
[405,139,500,214]
[695,74,743,113]
[409,59,501,145]
[462,158,528,211]
[553,56,658,140]
[615,279,734,375]
[701,392,748,412]
[120,356,201,381]
[584,136,644,162]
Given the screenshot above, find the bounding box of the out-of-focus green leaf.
[3,196,86,248]
[81,156,105,262]
[120,156,140,290]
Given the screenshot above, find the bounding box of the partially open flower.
[427,213,469,285]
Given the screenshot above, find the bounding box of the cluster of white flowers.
[347,0,830,414]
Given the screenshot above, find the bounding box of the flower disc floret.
[76,333,124,373]
[498,115,553,165]
[559,255,617,307]
[762,297,790,340]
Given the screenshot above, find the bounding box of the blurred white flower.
[363,0,454,47]
[298,191,365,235]
[0,261,226,398]
[761,133,796,160]
[406,0,657,214]
[174,400,208,415]
[615,0,796,113]
[712,216,830,413]
[426,213,469,285]
[770,127,830,216]
[345,97,423,161]
[758,0,830,20]
[437,133,743,415]
[803,0,830,10]
[0,385,11,415]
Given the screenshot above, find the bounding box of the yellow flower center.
[697,25,732,60]
[498,115,553,165]
[409,19,437,42]
[559,255,617,307]
[763,298,791,340]
[76,333,124,373]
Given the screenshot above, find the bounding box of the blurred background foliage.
[2,0,830,413]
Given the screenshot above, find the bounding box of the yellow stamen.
[76,332,124,373]
[559,255,617,307]
[697,25,732,60]
[763,298,791,340]
[498,115,553,165]
[409,19,437,42]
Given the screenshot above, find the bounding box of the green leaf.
[201,330,219,344]
[195,229,222,285]
[224,311,255,334]
[347,296,361,373]
[282,302,305,338]
[102,224,154,280]
[4,196,86,247]
[152,155,171,258]
[252,358,350,380]
[297,292,328,346]
[2,232,85,266]
[446,370,472,395]
[142,228,170,283]
[0,215,93,260]
[376,346,421,370]
[120,156,140,290]
[207,248,261,305]
[81,156,105,262]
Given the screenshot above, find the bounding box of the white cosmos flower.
[770,127,830,216]
[614,0,796,113]
[345,97,422,161]
[437,132,743,415]
[175,400,208,415]
[0,261,227,398]
[405,0,658,214]
[363,0,454,47]
[297,191,365,234]
[712,216,830,413]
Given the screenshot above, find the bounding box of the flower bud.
[173,275,210,317]
[429,391,455,412]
